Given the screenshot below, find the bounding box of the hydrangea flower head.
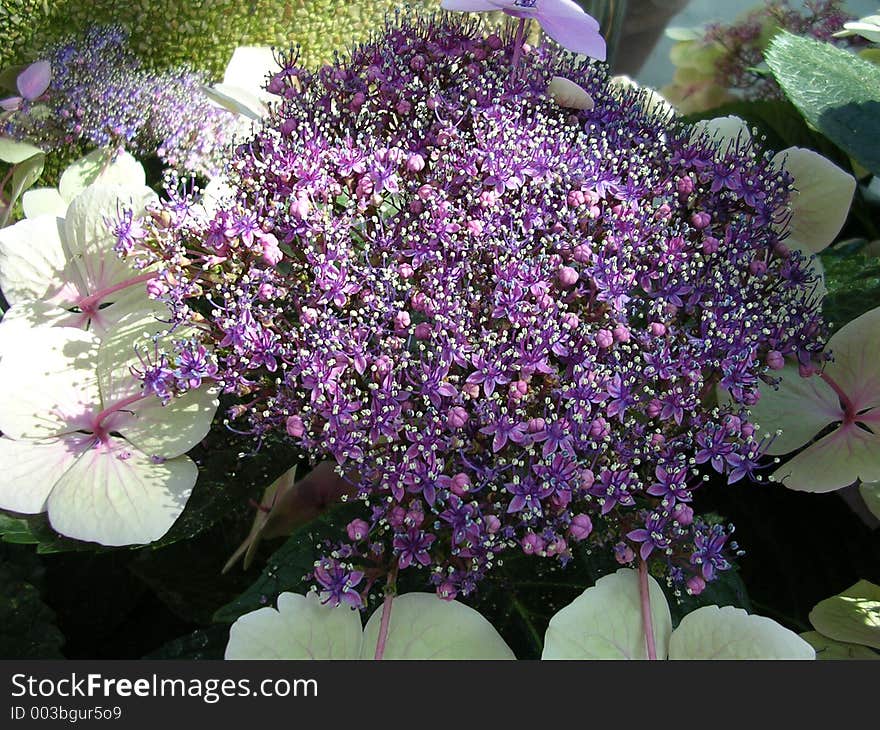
[2,26,244,178]
[129,15,828,600]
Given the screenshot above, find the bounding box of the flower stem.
[373,564,398,660]
[638,558,658,660]
[819,371,856,423]
[510,18,527,82]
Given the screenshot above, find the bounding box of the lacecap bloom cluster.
[124,14,826,602]
[2,26,244,178]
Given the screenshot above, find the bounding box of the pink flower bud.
[346,519,370,541]
[677,176,694,196]
[485,515,501,533]
[521,533,545,555]
[405,153,425,172]
[702,236,720,254]
[649,322,666,337]
[569,514,593,541]
[437,582,457,600]
[285,415,305,438]
[687,575,706,596]
[672,503,694,526]
[596,329,613,349]
[766,350,785,370]
[301,307,318,325]
[447,406,469,429]
[749,259,767,276]
[558,265,579,287]
[579,468,595,488]
[613,324,630,343]
[289,196,311,218]
[573,243,591,263]
[614,542,635,564]
[691,211,711,229]
[393,310,411,331]
[398,263,414,279]
[450,472,471,496]
[414,322,432,340]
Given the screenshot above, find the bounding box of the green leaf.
[820,250,880,333]
[0,137,43,164]
[212,502,361,623]
[0,513,38,545]
[766,32,880,176]
[800,631,880,660]
[809,580,880,650]
[9,152,44,201]
[143,626,229,660]
[0,556,64,658]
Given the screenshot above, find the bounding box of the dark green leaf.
[0,555,64,658]
[143,626,229,660]
[766,32,880,176]
[212,502,360,623]
[820,250,880,332]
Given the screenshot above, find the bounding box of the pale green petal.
[860,481,880,520]
[669,605,815,659]
[772,148,856,255]
[0,327,101,440]
[114,386,219,460]
[542,568,672,660]
[58,149,147,204]
[0,137,43,164]
[61,184,157,298]
[22,187,67,218]
[0,301,83,357]
[361,593,515,660]
[46,437,196,546]
[0,435,87,514]
[691,115,752,156]
[810,581,880,651]
[203,84,265,120]
[750,363,841,456]
[548,76,594,111]
[823,306,880,413]
[222,46,278,97]
[772,423,880,493]
[225,592,363,660]
[0,215,74,306]
[800,631,880,660]
[96,305,180,405]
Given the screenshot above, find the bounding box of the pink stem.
[373,565,398,660]
[77,272,157,311]
[819,371,856,423]
[638,559,658,660]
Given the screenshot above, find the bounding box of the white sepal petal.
[542,568,672,659]
[225,592,363,660]
[46,437,197,546]
[361,593,515,660]
[668,605,815,659]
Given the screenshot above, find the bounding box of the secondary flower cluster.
[124,16,826,601]
[2,25,244,178]
[663,0,860,113]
